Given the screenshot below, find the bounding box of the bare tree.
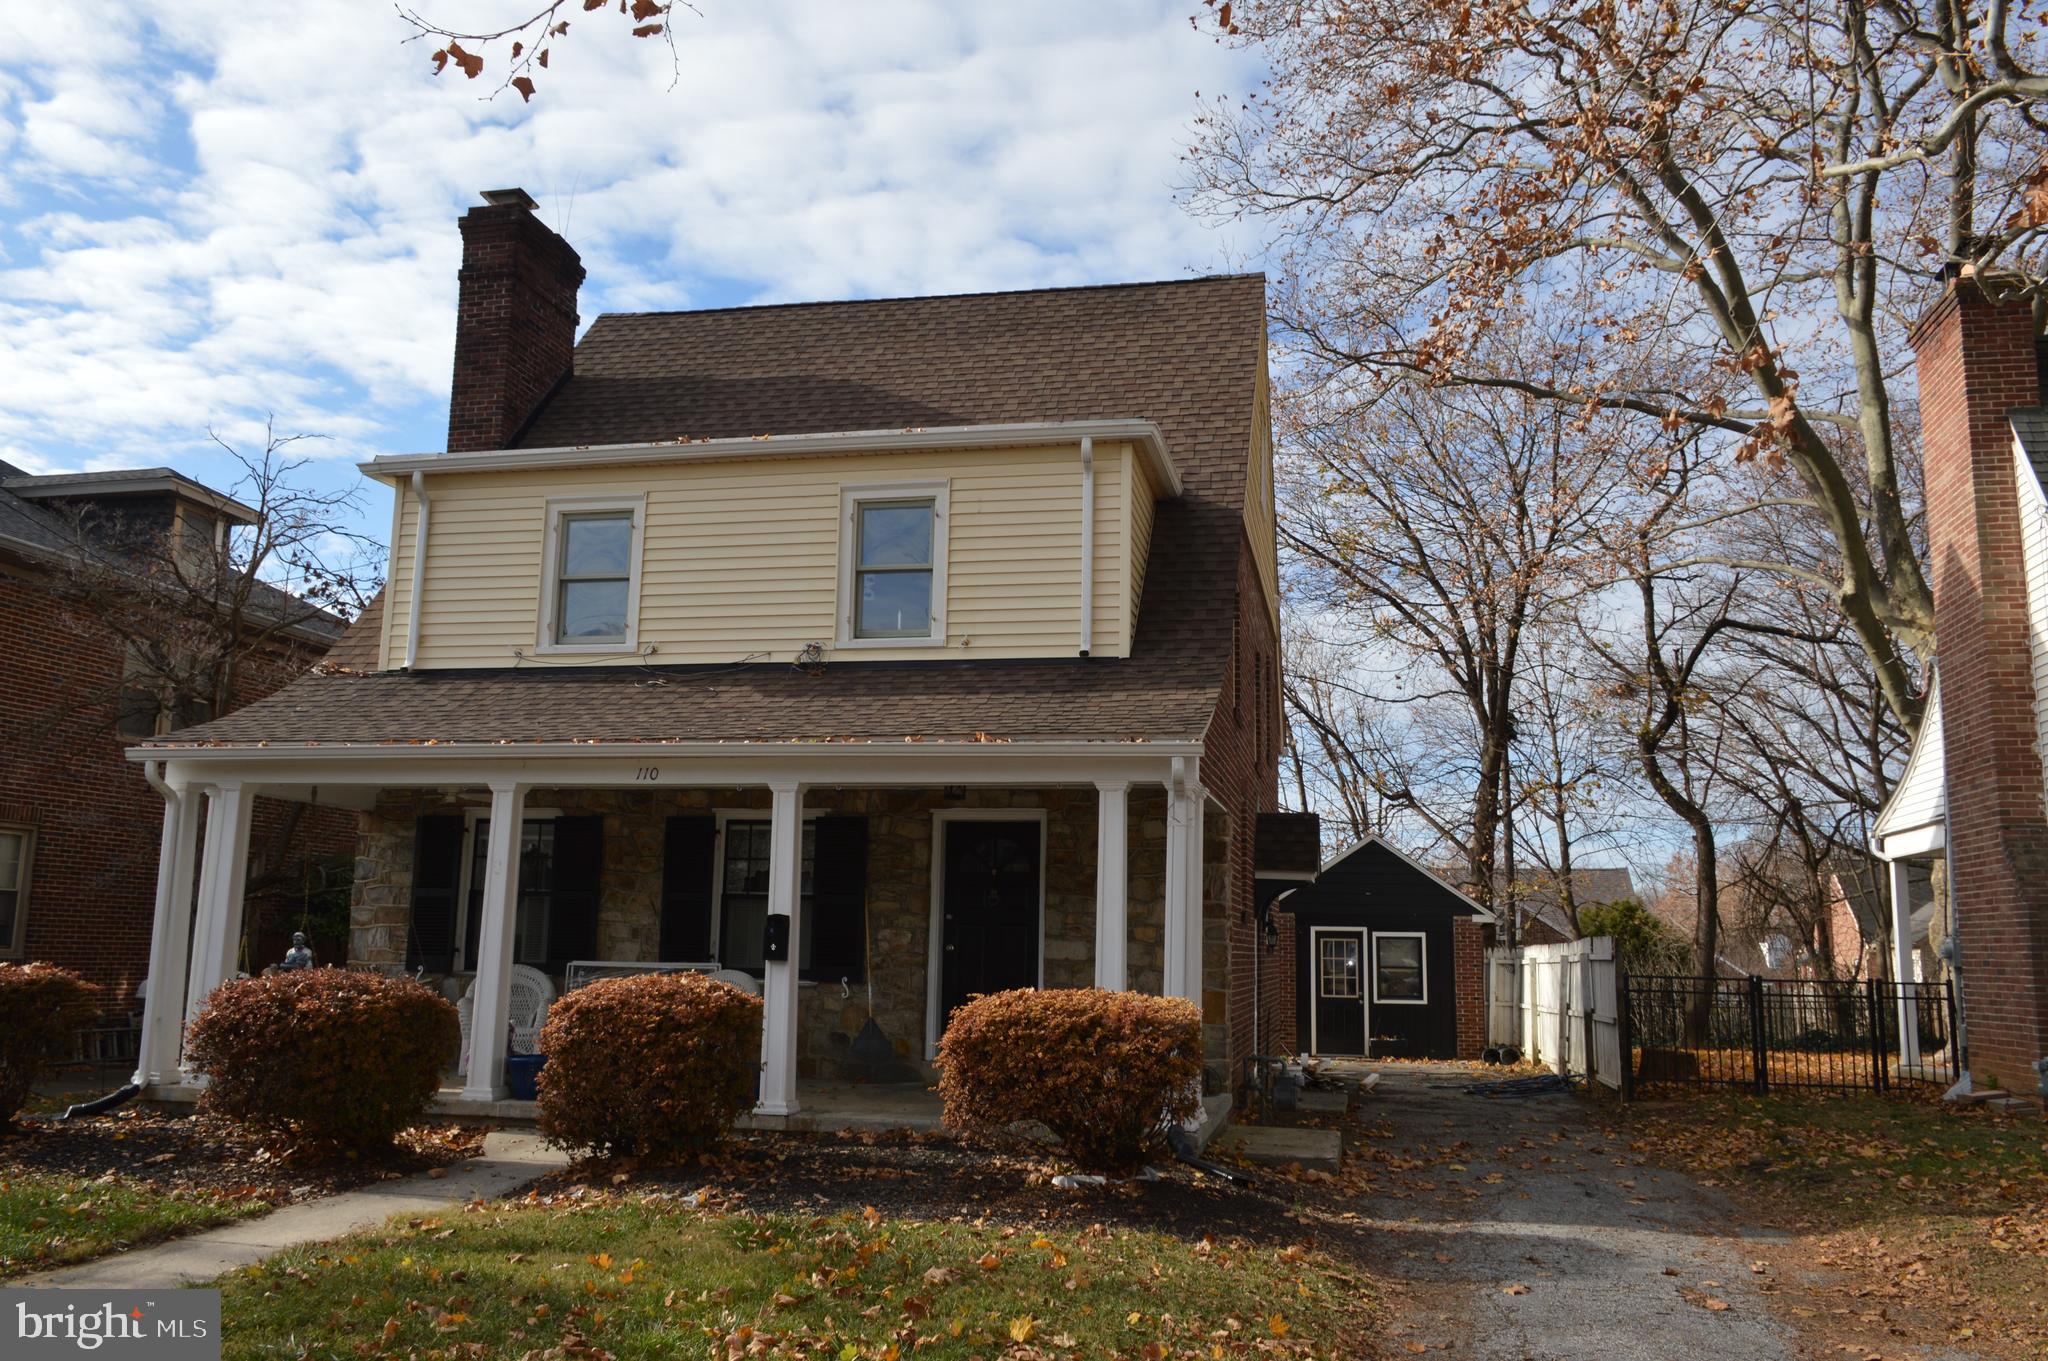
[1191,0,2048,733]
[33,425,382,744]
[1279,356,1628,904]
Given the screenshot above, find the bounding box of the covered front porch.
[130,741,1233,1120]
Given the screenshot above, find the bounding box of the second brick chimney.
[1910,272,2048,1090]
[446,188,585,453]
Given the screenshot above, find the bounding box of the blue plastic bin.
[504,1053,546,1101]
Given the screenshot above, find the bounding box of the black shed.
[1286,836,1493,1060]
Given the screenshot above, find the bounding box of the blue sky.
[0,1,1264,554]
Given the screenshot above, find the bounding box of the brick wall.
[1204,529,1283,1091]
[1910,276,2048,1087]
[1451,916,1485,1059]
[0,556,355,1023]
[447,197,585,454]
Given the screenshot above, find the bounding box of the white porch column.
[1162,778,1204,1007]
[182,781,254,1065]
[757,779,807,1117]
[1890,857,1923,1069]
[1094,781,1129,991]
[463,781,527,1101]
[135,784,202,1087]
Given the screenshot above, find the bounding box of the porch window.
[839,483,947,646]
[468,818,558,968]
[1372,932,1427,1004]
[661,814,868,983]
[717,819,816,973]
[0,826,30,958]
[538,496,645,652]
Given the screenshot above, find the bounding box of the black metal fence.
[1618,973,1959,1098]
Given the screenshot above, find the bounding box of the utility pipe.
[404,471,432,669]
[1079,436,1095,657]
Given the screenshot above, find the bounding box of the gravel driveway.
[1342,1065,1806,1360]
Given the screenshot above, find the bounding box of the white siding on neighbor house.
[380,442,1154,670]
[2015,436,2048,812]
[1873,674,1945,844]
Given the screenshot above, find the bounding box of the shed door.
[1312,928,1368,1056]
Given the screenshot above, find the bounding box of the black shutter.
[659,816,718,961]
[544,815,604,973]
[807,815,868,983]
[406,815,465,972]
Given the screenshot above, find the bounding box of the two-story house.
[1,461,348,1053]
[129,189,1316,1119]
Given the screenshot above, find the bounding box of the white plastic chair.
[457,965,558,1069]
[708,969,762,996]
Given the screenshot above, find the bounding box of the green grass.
[218,1195,1369,1360]
[0,1171,266,1277]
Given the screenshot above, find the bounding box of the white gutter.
[141,759,169,799]
[1078,436,1095,657]
[356,419,1185,499]
[403,471,431,670]
[127,738,1207,765]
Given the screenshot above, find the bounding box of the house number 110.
[634,767,660,781]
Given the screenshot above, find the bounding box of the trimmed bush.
[183,968,459,1157]
[0,963,101,1129]
[936,988,1203,1174]
[536,972,763,1161]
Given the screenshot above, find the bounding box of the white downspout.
[405,471,431,670]
[1079,436,1095,657]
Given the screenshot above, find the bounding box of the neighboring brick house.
[129,189,1318,1118]
[0,464,348,1051]
[1871,273,2048,1098]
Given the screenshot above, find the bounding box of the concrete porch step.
[1209,1122,1342,1174]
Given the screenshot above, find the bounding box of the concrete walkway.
[19,1131,568,1289]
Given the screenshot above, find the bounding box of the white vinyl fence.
[1485,937,1622,1090]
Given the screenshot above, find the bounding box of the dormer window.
[839,482,948,647]
[539,495,645,653]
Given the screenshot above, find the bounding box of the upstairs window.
[839,483,947,646]
[539,497,644,652]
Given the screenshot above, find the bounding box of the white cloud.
[0,0,1264,526]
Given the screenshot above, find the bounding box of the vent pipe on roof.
[1079,436,1095,657]
[404,471,431,669]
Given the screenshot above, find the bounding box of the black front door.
[939,820,1042,1026]
[1312,929,1368,1056]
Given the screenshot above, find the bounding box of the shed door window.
[1318,936,1361,999]
[854,500,935,638]
[554,511,634,644]
[1373,934,1426,1002]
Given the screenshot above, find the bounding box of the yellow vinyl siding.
[1127,448,1156,653]
[387,443,1141,669]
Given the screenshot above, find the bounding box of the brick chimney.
[446,188,585,453]
[1909,272,2048,1089]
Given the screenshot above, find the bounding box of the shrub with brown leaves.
[0,962,101,1128]
[936,988,1203,1174]
[183,968,459,1157]
[536,971,763,1162]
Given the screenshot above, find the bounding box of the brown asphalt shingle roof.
[149,275,1266,749]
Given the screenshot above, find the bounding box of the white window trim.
[1371,930,1429,1006]
[1307,926,1367,1056]
[925,808,1047,1058]
[0,825,32,959]
[837,481,949,650]
[536,494,647,655]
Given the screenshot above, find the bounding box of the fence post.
[1618,971,1635,1102]
[1866,976,1889,1093]
[1747,975,1769,1096]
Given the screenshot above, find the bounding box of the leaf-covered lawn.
[1614,1090,2048,1357]
[219,1192,1375,1360]
[0,1170,265,1277]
